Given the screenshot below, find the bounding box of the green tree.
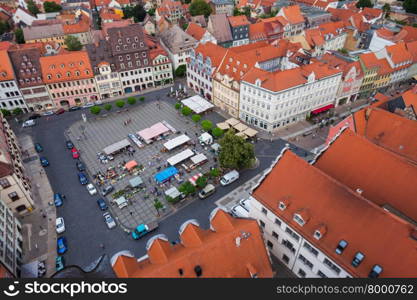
[182,22,189,30]
[139,96,145,102]
[192,114,201,123]
[356,0,373,8]
[12,108,23,115]
[175,102,182,110]
[64,35,82,51]
[147,8,156,16]
[219,130,255,169]
[90,106,101,115]
[178,181,196,196]
[0,109,11,117]
[233,6,250,18]
[209,168,220,178]
[123,4,147,22]
[196,176,207,189]
[382,3,391,18]
[189,0,212,17]
[403,0,417,13]
[181,106,192,116]
[27,0,40,15]
[0,21,10,35]
[200,120,213,131]
[43,1,62,13]
[127,97,136,105]
[15,29,25,44]
[104,104,112,111]
[115,100,125,108]
[175,65,186,77]
[211,127,223,138]
[154,199,163,216]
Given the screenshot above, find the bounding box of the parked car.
[22,120,36,128]
[239,198,251,212]
[78,172,88,185]
[57,237,68,254]
[82,103,94,109]
[54,193,63,207]
[198,184,216,199]
[220,170,239,186]
[40,157,49,167]
[96,198,108,211]
[86,183,97,195]
[71,148,80,159]
[55,256,65,272]
[28,113,41,120]
[42,111,54,116]
[230,204,249,218]
[69,106,81,112]
[55,108,65,115]
[101,185,114,196]
[66,140,74,149]
[55,217,65,234]
[103,212,116,229]
[34,143,43,153]
[76,161,85,172]
[94,100,103,105]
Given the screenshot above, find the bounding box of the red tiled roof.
[281,5,304,24]
[112,209,273,278]
[40,51,94,84]
[253,143,417,278]
[228,15,250,27]
[361,7,383,21]
[194,42,227,67]
[0,50,15,81]
[185,22,206,41]
[385,42,413,65]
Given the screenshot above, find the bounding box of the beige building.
[0,115,34,215]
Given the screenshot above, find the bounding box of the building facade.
[40,51,99,108]
[209,0,234,16]
[228,16,250,47]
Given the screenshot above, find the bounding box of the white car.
[230,204,249,218]
[56,217,65,234]
[42,111,54,116]
[239,198,251,212]
[94,100,103,105]
[86,183,97,195]
[22,120,36,128]
[82,103,94,109]
[103,212,116,229]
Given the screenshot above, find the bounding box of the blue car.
[54,193,63,207]
[57,237,68,254]
[34,143,43,153]
[78,172,88,185]
[40,157,49,167]
[97,198,108,211]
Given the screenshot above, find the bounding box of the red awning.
[311,104,334,115]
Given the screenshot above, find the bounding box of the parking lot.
[67,100,218,229]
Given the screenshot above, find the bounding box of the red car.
[71,148,80,159]
[55,108,65,115]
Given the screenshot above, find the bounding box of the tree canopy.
[175,65,186,77]
[219,130,255,169]
[404,0,417,14]
[15,29,25,44]
[189,0,212,17]
[43,1,62,13]
[64,35,82,51]
[27,0,40,15]
[356,0,373,8]
[123,5,147,23]
[0,21,10,35]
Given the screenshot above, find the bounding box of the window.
[317,270,327,278]
[282,239,295,253]
[282,254,290,264]
[8,192,19,201]
[303,242,319,257]
[261,207,267,215]
[279,202,286,210]
[297,269,306,278]
[298,254,313,269]
[313,230,322,240]
[352,252,365,267]
[267,240,273,249]
[293,214,305,226]
[259,220,265,228]
[272,231,278,240]
[0,178,11,188]
[275,218,282,226]
[323,258,341,275]
[285,227,300,242]
[335,240,348,255]
[368,265,383,278]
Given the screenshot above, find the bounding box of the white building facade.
[0,80,28,113]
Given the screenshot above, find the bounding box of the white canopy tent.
[103,139,131,155]
[181,95,214,114]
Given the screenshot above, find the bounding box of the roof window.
[335,240,348,255]
[352,252,365,267]
[278,201,286,211]
[368,265,383,278]
[293,214,305,226]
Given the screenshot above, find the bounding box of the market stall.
[154,166,179,183]
[243,127,258,138]
[103,139,131,155]
[189,173,203,186]
[137,122,170,144]
[225,117,240,127]
[181,95,214,114]
[125,160,138,171]
[167,149,194,166]
[129,176,144,188]
[163,134,190,151]
[233,122,248,132]
[216,122,230,130]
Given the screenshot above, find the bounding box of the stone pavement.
[19,134,57,278]
[67,99,218,230]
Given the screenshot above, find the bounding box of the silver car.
[103,212,116,229]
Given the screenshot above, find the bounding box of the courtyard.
[66,99,219,230]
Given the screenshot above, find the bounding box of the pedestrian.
[100,243,105,249]
[129,211,133,216]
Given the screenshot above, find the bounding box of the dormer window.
[79,61,84,66]
[66,72,71,77]
[126,38,131,43]
[47,74,52,79]
[313,230,321,240]
[116,46,120,51]
[293,214,305,226]
[75,71,80,76]
[118,39,122,45]
[56,74,61,79]
[368,265,383,278]
[60,63,65,68]
[278,202,286,211]
[352,252,365,267]
[335,240,348,254]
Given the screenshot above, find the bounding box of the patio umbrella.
[179,83,182,90]
[183,86,187,93]
[170,87,173,93]
[176,90,178,97]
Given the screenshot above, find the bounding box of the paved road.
[14,86,309,269]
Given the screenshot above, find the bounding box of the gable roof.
[252,146,417,278]
[185,22,207,41]
[194,42,228,68]
[228,15,250,27]
[0,50,15,81]
[281,5,304,24]
[208,14,232,43]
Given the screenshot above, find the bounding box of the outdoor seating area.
[218,118,259,140]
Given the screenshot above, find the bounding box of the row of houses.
[0,23,173,112]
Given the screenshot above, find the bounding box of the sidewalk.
[19,134,57,278]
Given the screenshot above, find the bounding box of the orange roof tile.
[406,40,417,62]
[0,50,15,81]
[40,51,94,84]
[253,146,417,278]
[185,22,206,41]
[228,15,250,27]
[385,42,413,65]
[281,5,304,24]
[112,210,273,278]
[327,8,356,22]
[194,42,227,67]
[361,7,383,21]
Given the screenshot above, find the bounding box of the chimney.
[356,188,363,195]
[235,237,241,247]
